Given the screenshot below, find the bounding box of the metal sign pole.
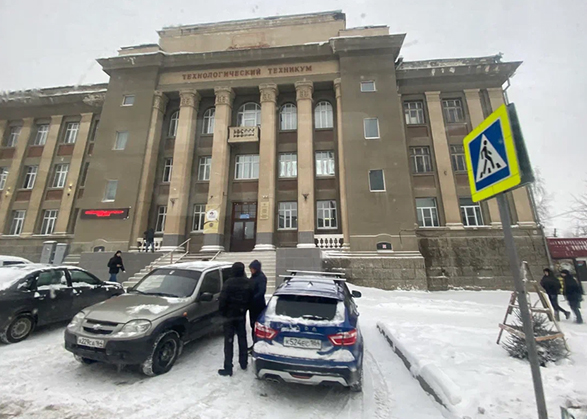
[497,193,548,419]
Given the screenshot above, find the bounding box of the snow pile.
[126,304,168,315]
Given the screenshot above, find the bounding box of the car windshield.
[0,269,25,292]
[274,295,338,321]
[134,268,201,298]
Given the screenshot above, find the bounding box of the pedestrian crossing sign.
[464,104,521,202]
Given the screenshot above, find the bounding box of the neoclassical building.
[0,11,548,288]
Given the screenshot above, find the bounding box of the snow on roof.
[0,83,108,103]
[398,54,504,70]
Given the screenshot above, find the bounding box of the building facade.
[0,11,548,288]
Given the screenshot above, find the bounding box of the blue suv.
[252,271,363,391]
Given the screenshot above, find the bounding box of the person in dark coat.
[107,251,125,283]
[561,270,584,324]
[218,262,253,376]
[143,228,155,253]
[540,268,570,320]
[248,259,267,344]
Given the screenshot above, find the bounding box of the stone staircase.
[213,251,277,294]
[62,253,81,266]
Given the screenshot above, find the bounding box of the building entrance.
[230,202,257,252]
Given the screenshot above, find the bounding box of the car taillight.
[328,329,358,346]
[254,322,278,340]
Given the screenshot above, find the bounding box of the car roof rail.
[286,270,346,279]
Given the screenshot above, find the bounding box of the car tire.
[349,367,363,392]
[140,330,182,377]
[1,314,34,344]
[74,355,97,365]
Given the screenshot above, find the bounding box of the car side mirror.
[199,292,214,302]
[352,290,362,298]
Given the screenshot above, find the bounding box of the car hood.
[83,293,191,323]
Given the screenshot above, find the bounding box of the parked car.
[0,255,32,267]
[64,261,233,376]
[0,264,123,344]
[252,272,364,391]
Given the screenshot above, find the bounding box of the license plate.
[283,337,322,350]
[77,337,105,348]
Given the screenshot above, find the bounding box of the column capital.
[214,86,235,107]
[463,88,480,95]
[153,91,169,113]
[259,83,278,103]
[295,81,314,101]
[50,115,64,123]
[333,78,342,99]
[424,91,441,101]
[179,89,201,110]
[486,87,504,93]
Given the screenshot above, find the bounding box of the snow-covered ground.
[0,288,445,419]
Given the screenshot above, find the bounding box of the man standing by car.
[218,262,253,377]
[248,260,267,345]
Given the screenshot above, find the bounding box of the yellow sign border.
[463,104,521,202]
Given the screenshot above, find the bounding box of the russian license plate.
[283,337,322,350]
[77,337,105,349]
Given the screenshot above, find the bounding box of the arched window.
[168,110,179,138]
[280,103,297,131]
[314,101,334,129]
[202,108,215,134]
[237,102,261,127]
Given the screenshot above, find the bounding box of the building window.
[416,198,439,227]
[360,81,376,92]
[460,198,484,227]
[237,103,261,127]
[410,147,433,173]
[442,99,465,123]
[156,206,167,232]
[103,180,118,202]
[235,154,259,180]
[33,124,50,146]
[22,166,38,189]
[80,162,90,187]
[369,170,385,192]
[280,103,297,130]
[0,167,8,190]
[113,131,128,150]
[363,118,380,139]
[198,156,211,181]
[6,126,21,147]
[315,151,335,177]
[279,153,297,178]
[168,111,179,138]
[404,101,425,125]
[162,158,173,183]
[314,101,333,129]
[51,164,69,188]
[63,122,79,144]
[450,145,467,172]
[9,210,26,236]
[317,200,337,229]
[89,120,99,143]
[278,202,298,230]
[202,108,215,134]
[122,95,135,106]
[192,204,206,232]
[40,210,58,235]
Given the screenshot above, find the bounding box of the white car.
[0,256,32,267]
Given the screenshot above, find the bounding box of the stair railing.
[167,238,191,265]
[210,250,222,261]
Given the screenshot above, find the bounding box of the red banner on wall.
[80,208,130,220]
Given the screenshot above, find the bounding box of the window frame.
[63,122,80,144]
[460,199,484,227]
[199,269,221,295]
[6,126,21,147]
[416,198,440,228]
[168,110,179,138]
[315,151,336,177]
[278,202,298,230]
[234,154,260,180]
[9,210,26,236]
[22,166,38,189]
[51,163,69,189]
[202,108,215,134]
[192,204,206,232]
[33,124,50,146]
[410,146,433,174]
[317,200,338,230]
[197,156,211,181]
[155,206,167,232]
[102,180,118,202]
[237,102,261,127]
[369,169,386,192]
[121,95,135,106]
[40,209,58,236]
[360,81,377,92]
[278,153,298,178]
[363,118,380,139]
[113,131,129,151]
[162,158,173,183]
[80,162,90,188]
[403,101,425,125]
[279,103,298,131]
[0,167,8,190]
[442,98,465,124]
[450,145,467,172]
[314,101,334,129]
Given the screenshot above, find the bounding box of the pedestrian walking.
[540,268,570,321]
[561,269,584,324]
[143,228,155,253]
[218,262,253,377]
[107,251,125,283]
[248,259,267,346]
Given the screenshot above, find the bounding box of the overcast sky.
[1,0,585,235]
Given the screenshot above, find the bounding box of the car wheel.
[349,367,363,392]
[74,355,97,365]
[141,330,182,376]
[1,314,34,344]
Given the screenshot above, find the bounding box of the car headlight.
[67,311,86,330]
[111,320,152,338]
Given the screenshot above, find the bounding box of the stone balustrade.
[315,234,344,249]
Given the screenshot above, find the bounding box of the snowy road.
[0,293,444,419]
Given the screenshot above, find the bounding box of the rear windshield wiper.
[301,315,328,320]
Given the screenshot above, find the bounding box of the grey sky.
[1,0,585,235]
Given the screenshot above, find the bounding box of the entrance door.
[230,202,257,252]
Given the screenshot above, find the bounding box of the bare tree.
[531,168,553,225]
[571,187,587,237]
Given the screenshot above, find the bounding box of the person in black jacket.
[540,268,570,320]
[248,259,267,344]
[561,270,584,324]
[143,228,155,253]
[218,262,253,376]
[107,251,125,283]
